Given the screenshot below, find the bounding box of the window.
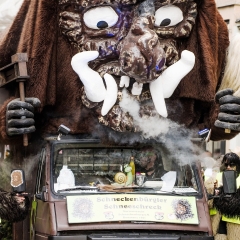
[51,142,201,196]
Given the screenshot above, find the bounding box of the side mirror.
[222,170,237,194]
[11,169,26,193]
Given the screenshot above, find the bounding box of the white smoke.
[119,88,204,166]
[120,88,173,138]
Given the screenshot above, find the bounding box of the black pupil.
[160,18,171,27]
[97,21,108,29]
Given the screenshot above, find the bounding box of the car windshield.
[51,141,200,196]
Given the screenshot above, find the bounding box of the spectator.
[205,152,240,240]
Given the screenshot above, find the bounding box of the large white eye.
[155,5,183,27]
[83,6,119,29]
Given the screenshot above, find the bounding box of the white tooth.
[161,50,195,98]
[120,76,130,87]
[71,51,106,102]
[149,80,168,118]
[101,73,118,116]
[131,82,143,95]
[149,50,195,118]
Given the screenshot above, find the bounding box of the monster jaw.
[71,50,195,118]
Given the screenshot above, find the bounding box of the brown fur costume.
[0,0,239,143]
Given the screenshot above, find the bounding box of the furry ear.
[218,32,240,97]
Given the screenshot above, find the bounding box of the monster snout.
[119,16,165,83]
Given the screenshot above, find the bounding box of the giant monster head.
[58,0,202,132]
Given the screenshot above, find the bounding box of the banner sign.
[67,194,199,224]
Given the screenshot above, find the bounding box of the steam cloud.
[119,89,204,166]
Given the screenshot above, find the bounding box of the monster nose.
[119,0,165,83]
[132,16,159,62]
[120,16,165,80]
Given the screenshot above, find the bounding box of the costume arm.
[208,101,239,141]
[0,97,41,144]
[205,24,240,140]
[210,33,240,140]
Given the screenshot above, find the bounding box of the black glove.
[6,97,41,136]
[214,88,240,131]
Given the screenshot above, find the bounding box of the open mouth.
[71,50,195,118]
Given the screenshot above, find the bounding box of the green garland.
[0,219,12,240]
[0,152,14,239]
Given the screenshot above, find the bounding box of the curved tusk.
[161,50,195,98]
[149,79,168,117]
[101,73,118,116]
[71,51,106,102]
[149,50,195,117]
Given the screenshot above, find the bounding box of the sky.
[0,0,23,31]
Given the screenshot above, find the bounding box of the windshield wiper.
[112,187,154,191]
[57,186,98,192]
[156,190,184,196]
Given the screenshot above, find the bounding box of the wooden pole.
[19,81,28,146]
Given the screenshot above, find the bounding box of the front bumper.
[48,232,214,240]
